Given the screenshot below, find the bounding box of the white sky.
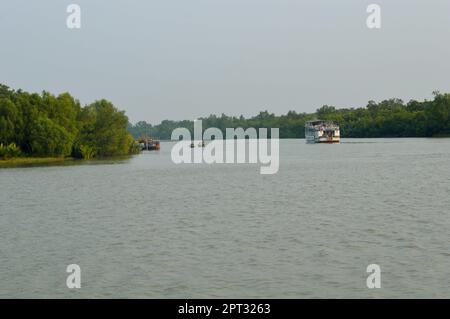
[1,0,450,123]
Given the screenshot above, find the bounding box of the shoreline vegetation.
[0,155,134,168]
[0,156,70,168]
[0,84,141,166]
[129,91,450,140]
[2,84,450,168]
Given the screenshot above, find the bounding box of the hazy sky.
[1,0,450,123]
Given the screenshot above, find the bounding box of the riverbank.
[0,157,72,168]
[0,155,136,169]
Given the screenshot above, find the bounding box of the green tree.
[0,98,19,144]
[77,100,134,157]
[29,117,74,156]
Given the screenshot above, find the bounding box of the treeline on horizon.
[0,84,139,159]
[128,92,450,140]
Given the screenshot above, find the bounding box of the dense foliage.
[129,92,450,139]
[0,143,21,159]
[0,84,138,159]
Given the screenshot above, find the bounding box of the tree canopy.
[0,84,138,158]
[128,93,450,139]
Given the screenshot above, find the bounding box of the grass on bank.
[0,156,72,168]
[0,142,72,167]
[0,155,134,168]
[0,141,135,168]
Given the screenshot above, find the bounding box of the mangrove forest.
[0,84,139,160]
[129,92,450,139]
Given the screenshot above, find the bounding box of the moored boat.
[138,136,161,150]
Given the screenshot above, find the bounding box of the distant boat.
[190,141,205,148]
[138,136,160,151]
[305,120,340,144]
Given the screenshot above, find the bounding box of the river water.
[0,138,449,298]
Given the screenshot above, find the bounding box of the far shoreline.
[2,137,449,169]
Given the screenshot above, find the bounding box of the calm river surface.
[0,139,449,298]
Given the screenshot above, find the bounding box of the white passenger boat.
[305,120,340,144]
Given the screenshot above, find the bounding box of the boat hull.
[306,137,340,144]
